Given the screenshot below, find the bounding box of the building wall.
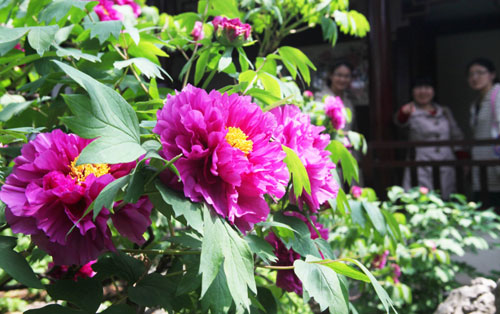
[436,29,500,138]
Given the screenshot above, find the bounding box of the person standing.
[395,78,464,199]
[468,58,500,205]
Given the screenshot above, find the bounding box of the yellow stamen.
[69,155,110,182]
[225,127,253,155]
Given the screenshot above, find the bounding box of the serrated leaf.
[201,265,232,313]
[46,278,102,313]
[114,57,171,80]
[55,46,101,62]
[154,181,203,233]
[54,61,145,164]
[326,140,359,184]
[274,213,320,258]
[278,46,316,85]
[258,72,281,98]
[54,25,74,45]
[84,20,122,44]
[0,100,34,122]
[282,145,311,197]
[27,25,59,56]
[0,236,43,289]
[40,0,87,24]
[320,16,338,46]
[294,259,348,314]
[245,234,277,264]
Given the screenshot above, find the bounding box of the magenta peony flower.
[94,0,123,21]
[115,0,141,17]
[372,250,389,269]
[392,263,401,284]
[212,16,251,46]
[325,96,346,130]
[0,130,152,265]
[111,197,152,245]
[351,185,363,198]
[48,260,96,281]
[266,212,328,295]
[153,85,288,232]
[190,21,204,41]
[303,90,314,98]
[270,105,339,212]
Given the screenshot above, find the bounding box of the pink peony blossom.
[266,212,328,295]
[372,250,389,269]
[94,0,123,21]
[325,96,346,130]
[212,16,251,45]
[115,0,141,17]
[270,105,339,212]
[190,21,204,41]
[351,185,363,198]
[303,90,314,98]
[48,260,96,281]
[419,186,429,194]
[153,85,289,232]
[0,130,152,265]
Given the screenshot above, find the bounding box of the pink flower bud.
[191,21,204,41]
[304,90,314,98]
[212,16,251,46]
[325,96,346,130]
[419,186,429,194]
[351,185,363,198]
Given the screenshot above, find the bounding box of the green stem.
[182,44,199,88]
[144,153,183,187]
[122,248,200,255]
[201,68,216,89]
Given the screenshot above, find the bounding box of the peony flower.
[47,260,96,281]
[372,250,389,269]
[266,212,328,295]
[115,0,141,17]
[153,85,288,232]
[303,90,314,98]
[351,185,363,198]
[191,21,204,41]
[0,130,152,265]
[212,16,251,46]
[270,105,339,212]
[325,96,346,130]
[419,186,429,194]
[94,0,123,21]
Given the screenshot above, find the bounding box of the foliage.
[0,0,398,313]
[328,186,500,313]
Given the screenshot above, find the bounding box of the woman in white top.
[468,58,500,206]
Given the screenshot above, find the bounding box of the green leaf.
[349,200,366,228]
[199,208,256,312]
[294,259,348,314]
[362,201,387,236]
[282,145,311,197]
[320,260,370,282]
[326,140,359,184]
[114,57,171,80]
[27,25,59,56]
[320,16,338,46]
[25,305,83,314]
[154,181,203,233]
[0,27,28,56]
[92,175,129,218]
[128,273,175,310]
[207,0,240,18]
[93,251,145,283]
[0,236,43,289]
[40,0,88,24]
[195,48,210,85]
[46,278,103,313]
[55,62,146,164]
[54,25,74,45]
[218,47,233,72]
[314,238,336,260]
[84,20,122,44]
[274,213,320,258]
[201,265,232,313]
[0,100,34,122]
[278,46,316,85]
[245,234,277,264]
[246,88,281,105]
[55,46,101,62]
[340,258,397,313]
[258,72,282,98]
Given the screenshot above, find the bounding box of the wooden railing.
[361,139,500,206]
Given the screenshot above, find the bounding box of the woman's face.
[468,64,495,92]
[412,85,434,106]
[329,65,352,93]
